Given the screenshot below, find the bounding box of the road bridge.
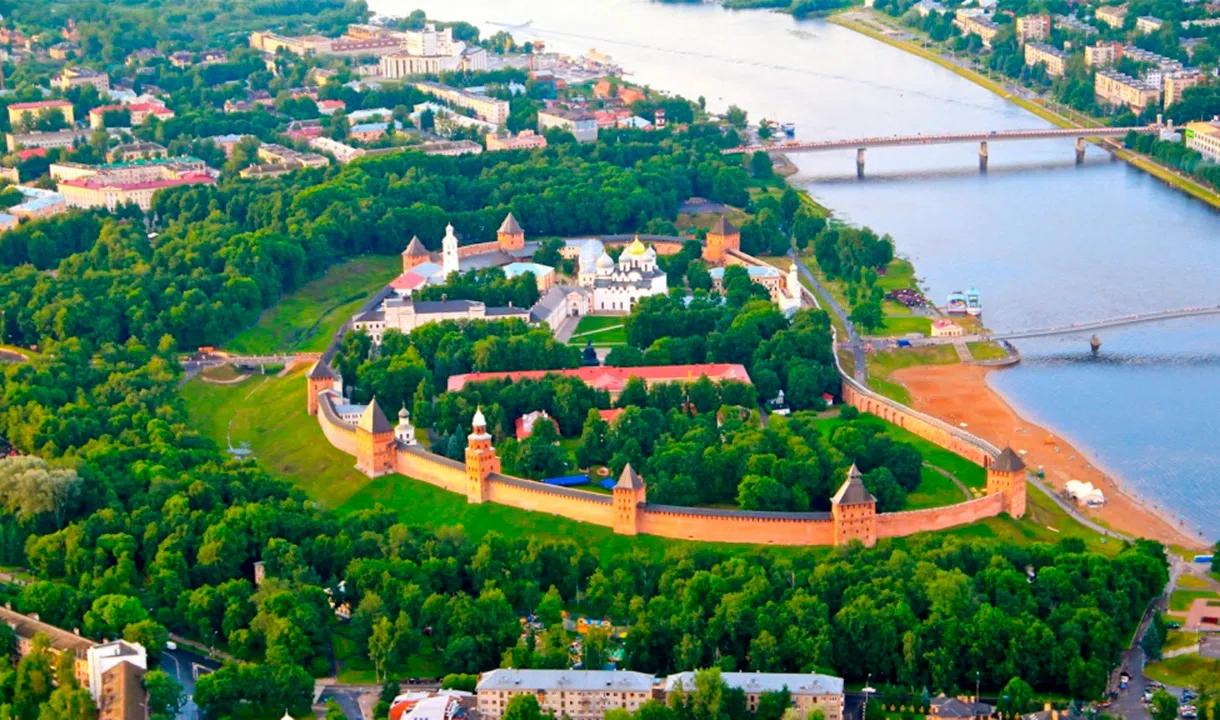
[725,125,1161,175]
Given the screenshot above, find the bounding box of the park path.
[922,463,971,502]
[789,250,867,383]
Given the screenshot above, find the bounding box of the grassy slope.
[179,367,811,561]
[225,255,401,354]
[1144,655,1220,688]
[812,414,986,489]
[905,466,967,510]
[967,341,1009,361]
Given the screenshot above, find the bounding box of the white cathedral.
[579,237,669,313]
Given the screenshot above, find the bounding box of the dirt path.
[891,363,1207,550]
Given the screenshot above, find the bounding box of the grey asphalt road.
[162,647,222,720]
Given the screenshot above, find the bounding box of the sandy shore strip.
[890,363,1208,550]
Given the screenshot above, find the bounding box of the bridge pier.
[856,148,866,179]
[1076,137,1086,165]
[979,141,988,174]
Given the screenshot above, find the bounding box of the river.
[369,0,1220,542]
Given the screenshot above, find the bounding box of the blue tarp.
[543,474,591,487]
[598,478,617,490]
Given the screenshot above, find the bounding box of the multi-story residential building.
[1184,120,1220,162]
[954,13,1001,48]
[5,129,94,152]
[411,81,508,124]
[1024,42,1067,76]
[1094,4,1128,29]
[1085,41,1123,67]
[107,141,167,163]
[1135,16,1165,33]
[88,102,175,129]
[55,66,110,92]
[477,670,656,720]
[7,100,75,128]
[0,607,148,696]
[257,143,330,168]
[414,139,483,156]
[537,109,599,143]
[486,131,548,152]
[1095,69,1161,111]
[1015,14,1051,43]
[309,136,366,163]
[1053,14,1098,36]
[1164,71,1206,109]
[350,121,400,143]
[664,673,844,720]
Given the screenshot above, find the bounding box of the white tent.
[1065,480,1106,506]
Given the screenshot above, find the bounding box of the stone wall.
[458,241,501,258]
[875,492,1004,538]
[485,474,616,526]
[317,396,358,456]
[841,382,996,467]
[638,506,835,545]
[397,445,467,493]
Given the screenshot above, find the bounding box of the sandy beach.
[890,363,1209,550]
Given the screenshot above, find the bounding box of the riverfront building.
[1185,121,1220,162]
[1164,71,1206,109]
[954,13,1000,48]
[380,24,487,76]
[1095,70,1161,111]
[1024,42,1067,76]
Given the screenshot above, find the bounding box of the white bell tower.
[441,223,459,279]
[396,405,417,446]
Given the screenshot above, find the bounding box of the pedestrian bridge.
[992,306,1220,340]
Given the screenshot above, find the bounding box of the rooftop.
[663,672,844,696]
[0,606,94,653]
[358,398,394,434]
[830,464,876,506]
[709,265,780,279]
[447,363,753,393]
[478,669,656,692]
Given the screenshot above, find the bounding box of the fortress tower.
[613,464,647,535]
[986,446,1027,518]
[831,464,877,547]
[497,212,525,253]
[401,236,430,273]
[355,398,396,477]
[441,223,459,279]
[703,216,740,264]
[306,361,336,416]
[464,407,500,503]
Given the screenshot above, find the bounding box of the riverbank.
[828,10,1220,211]
[890,363,1209,550]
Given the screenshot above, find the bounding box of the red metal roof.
[60,172,214,191]
[388,272,427,290]
[447,363,752,393]
[9,100,72,110]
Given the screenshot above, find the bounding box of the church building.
[589,237,668,313]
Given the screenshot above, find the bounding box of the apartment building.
[486,131,548,152]
[309,136,366,163]
[55,66,110,92]
[88,102,175,129]
[1015,15,1051,43]
[1164,71,1207,109]
[1085,41,1123,67]
[257,143,330,168]
[537,109,599,143]
[5,129,93,152]
[954,14,1001,48]
[1135,16,1164,34]
[477,670,656,720]
[1095,69,1161,111]
[411,82,508,125]
[1094,4,1128,29]
[1024,42,1067,76]
[7,100,75,128]
[664,673,844,720]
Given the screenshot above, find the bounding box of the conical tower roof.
[357,398,394,434]
[402,235,429,258]
[498,212,523,234]
[615,463,645,491]
[993,446,1026,473]
[307,361,335,380]
[831,464,876,506]
[709,216,737,236]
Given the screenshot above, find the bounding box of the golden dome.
[627,236,646,255]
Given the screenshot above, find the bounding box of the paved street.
[162,647,222,720]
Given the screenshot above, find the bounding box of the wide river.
[373,0,1220,542]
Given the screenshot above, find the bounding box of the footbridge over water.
[990,306,1220,341]
[725,125,1162,175]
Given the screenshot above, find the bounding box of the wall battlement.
[307,234,1025,547]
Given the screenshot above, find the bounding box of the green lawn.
[568,316,627,346]
[332,624,444,683]
[225,255,401,354]
[179,367,812,561]
[1175,574,1214,590]
[904,467,967,510]
[1163,629,1201,653]
[967,342,1009,361]
[1169,589,1220,612]
[881,316,932,336]
[934,485,1122,557]
[812,413,987,488]
[864,346,959,406]
[1144,655,1220,689]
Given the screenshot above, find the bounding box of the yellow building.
[1164,72,1206,109]
[954,14,1001,48]
[1185,121,1220,162]
[411,81,508,124]
[7,100,75,128]
[1024,42,1067,77]
[1085,42,1122,67]
[1095,4,1128,29]
[54,66,110,92]
[1095,70,1161,111]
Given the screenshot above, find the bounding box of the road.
[790,251,867,383]
[1111,555,1188,720]
[162,647,222,720]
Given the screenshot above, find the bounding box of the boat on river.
[946,290,967,315]
[780,122,796,137]
[966,287,982,316]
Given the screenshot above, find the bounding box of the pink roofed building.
[515,410,560,440]
[317,99,346,115]
[447,363,752,399]
[88,102,175,129]
[58,172,214,211]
